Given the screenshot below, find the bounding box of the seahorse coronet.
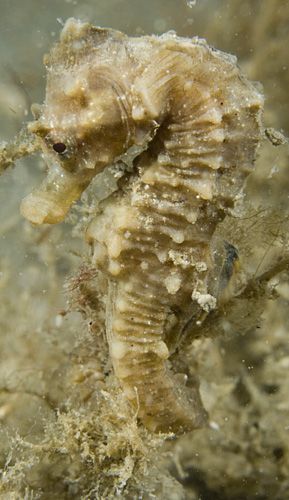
[17,18,263,434]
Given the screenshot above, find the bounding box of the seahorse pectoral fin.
[217,241,242,304]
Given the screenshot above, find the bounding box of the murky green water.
[0,1,289,498]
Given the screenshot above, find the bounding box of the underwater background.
[0,1,289,498]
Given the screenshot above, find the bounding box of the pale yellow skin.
[17,19,263,433]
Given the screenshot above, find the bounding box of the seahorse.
[9,19,263,433]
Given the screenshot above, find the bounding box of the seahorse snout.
[20,192,70,224]
[20,163,95,225]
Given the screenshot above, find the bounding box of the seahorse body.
[19,19,263,433]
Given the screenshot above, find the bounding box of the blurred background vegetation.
[0,1,289,498]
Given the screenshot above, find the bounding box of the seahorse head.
[20,18,151,225]
[20,18,263,227]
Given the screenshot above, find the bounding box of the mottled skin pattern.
[19,19,263,433]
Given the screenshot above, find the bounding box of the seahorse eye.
[52,142,67,154]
